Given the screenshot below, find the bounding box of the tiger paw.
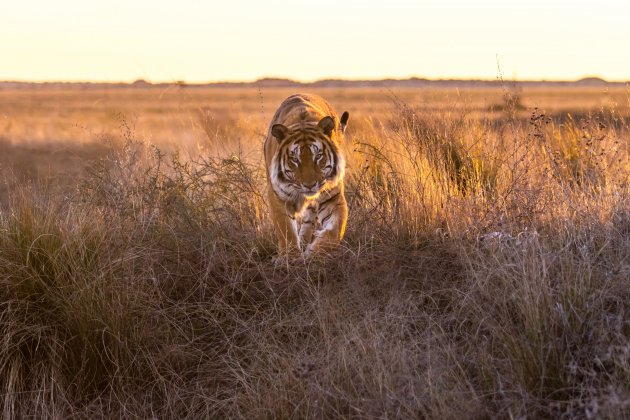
[272,254,290,267]
[302,243,316,259]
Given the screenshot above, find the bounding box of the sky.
[2,0,629,83]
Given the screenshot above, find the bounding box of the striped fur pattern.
[264,93,349,257]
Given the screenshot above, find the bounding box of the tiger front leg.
[297,203,317,251]
[304,192,348,257]
[268,192,300,256]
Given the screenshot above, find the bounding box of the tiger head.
[271,113,349,199]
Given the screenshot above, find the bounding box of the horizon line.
[1,75,627,86]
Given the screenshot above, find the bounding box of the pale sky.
[2,0,629,82]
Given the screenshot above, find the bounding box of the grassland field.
[0,85,629,418]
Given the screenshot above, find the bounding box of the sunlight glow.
[2,0,629,82]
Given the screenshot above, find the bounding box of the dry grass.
[0,86,629,418]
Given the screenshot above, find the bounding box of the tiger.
[264,93,349,258]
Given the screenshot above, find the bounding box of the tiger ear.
[340,111,349,133]
[317,116,335,136]
[271,124,289,142]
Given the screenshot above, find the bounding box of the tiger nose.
[303,181,317,189]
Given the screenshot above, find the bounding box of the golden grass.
[0,86,629,418]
